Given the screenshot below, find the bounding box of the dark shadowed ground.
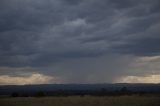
[0,96,160,106]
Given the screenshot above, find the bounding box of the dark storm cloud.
[0,0,160,83]
[114,37,160,56]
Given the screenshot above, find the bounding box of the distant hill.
[0,83,160,96]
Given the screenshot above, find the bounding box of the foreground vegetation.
[0,96,160,106]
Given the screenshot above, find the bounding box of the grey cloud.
[0,0,160,83]
[0,67,39,77]
[114,37,160,56]
[0,0,160,65]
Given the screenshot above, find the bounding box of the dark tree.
[35,91,46,97]
[11,92,19,97]
[120,87,128,92]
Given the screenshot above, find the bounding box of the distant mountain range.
[0,83,160,95]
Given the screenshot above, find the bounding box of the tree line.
[10,87,160,97]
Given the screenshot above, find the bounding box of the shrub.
[35,91,46,97]
[11,92,19,97]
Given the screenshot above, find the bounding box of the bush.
[11,92,19,97]
[35,91,46,97]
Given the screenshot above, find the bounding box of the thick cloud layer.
[0,0,160,84]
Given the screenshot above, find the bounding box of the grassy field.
[0,96,160,106]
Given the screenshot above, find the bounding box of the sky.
[0,0,160,85]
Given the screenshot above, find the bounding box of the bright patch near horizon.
[0,73,61,85]
[116,75,160,83]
